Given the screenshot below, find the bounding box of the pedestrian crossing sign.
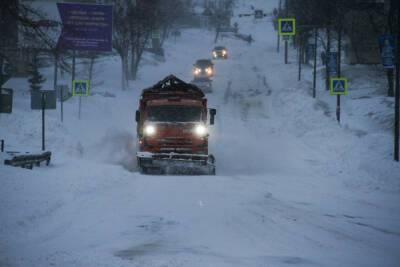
[330,78,348,96]
[72,80,90,96]
[278,18,296,36]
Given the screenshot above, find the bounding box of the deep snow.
[1,0,400,266]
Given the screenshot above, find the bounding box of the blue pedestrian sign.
[72,80,90,96]
[330,78,348,96]
[378,35,395,69]
[278,18,296,36]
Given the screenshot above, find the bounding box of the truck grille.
[157,138,193,146]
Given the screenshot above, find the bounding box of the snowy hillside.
[1,0,400,266]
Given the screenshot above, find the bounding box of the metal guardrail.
[4,151,51,169]
[1,139,52,169]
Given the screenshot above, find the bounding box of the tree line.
[274,0,398,95]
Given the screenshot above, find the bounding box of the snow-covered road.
[1,0,400,266]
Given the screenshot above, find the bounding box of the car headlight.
[222,50,227,55]
[194,124,207,137]
[194,68,201,75]
[213,51,217,57]
[144,125,156,136]
[205,67,213,75]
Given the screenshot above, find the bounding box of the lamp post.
[394,0,400,161]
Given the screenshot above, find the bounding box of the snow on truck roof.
[141,75,205,99]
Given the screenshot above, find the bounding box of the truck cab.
[135,75,216,175]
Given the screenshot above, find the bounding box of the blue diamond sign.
[72,80,90,96]
[330,78,348,96]
[278,18,296,36]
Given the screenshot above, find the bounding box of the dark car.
[212,46,228,59]
[193,59,214,78]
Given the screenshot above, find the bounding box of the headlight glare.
[194,124,207,137]
[144,125,156,136]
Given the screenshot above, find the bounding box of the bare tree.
[112,1,131,90]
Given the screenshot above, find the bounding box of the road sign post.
[72,80,90,120]
[337,28,342,123]
[32,90,57,151]
[42,93,46,151]
[330,77,347,123]
[284,36,289,64]
[278,18,296,64]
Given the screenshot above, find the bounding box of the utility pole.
[395,0,400,161]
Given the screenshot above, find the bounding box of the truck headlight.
[222,50,227,55]
[144,125,156,136]
[205,67,213,75]
[194,68,201,75]
[194,124,207,137]
[213,51,217,57]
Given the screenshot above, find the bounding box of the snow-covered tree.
[28,52,46,92]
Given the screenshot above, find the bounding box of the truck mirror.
[135,110,140,122]
[209,108,216,125]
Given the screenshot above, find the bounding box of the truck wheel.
[210,167,216,175]
[140,167,148,174]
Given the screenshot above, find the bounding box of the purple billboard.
[57,3,112,52]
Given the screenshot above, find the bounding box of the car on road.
[193,59,214,78]
[212,46,228,59]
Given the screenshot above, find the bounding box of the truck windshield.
[147,106,202,122]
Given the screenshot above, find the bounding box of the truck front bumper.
[137,151,215,175]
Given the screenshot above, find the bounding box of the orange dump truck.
[135,75,217,175]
